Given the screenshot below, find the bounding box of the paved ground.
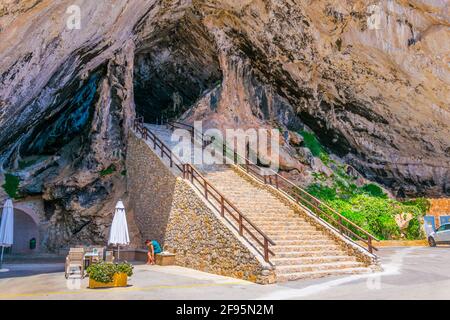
[0,247,449,300]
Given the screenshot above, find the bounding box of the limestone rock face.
[0,0,448,249]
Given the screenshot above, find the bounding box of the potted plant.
[86,262,133,289]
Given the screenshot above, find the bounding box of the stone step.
[274,239,336,246]
[273,244,342,253]
[257,226,317,232]
[253,223,315,229]
[275,261,364,274]
[267,231,326,237]
[273,255,357,266]
[249,214,305,220]
[242,214,300,220]
[248,218,307,224]
[271,234,332,241]
[274,250,350,258]
[276,267,373,282]
[230,205,288,211]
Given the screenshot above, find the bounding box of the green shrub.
[405,218,424,240]
[100,164,116,177]
[304,182,428,240]
[307,184,336,201]
[329,194,400,240]
[402,198,431,214]
[361,184,387,198]
[86,262,133,283]
[2,174,21,199]
[311,172,328,182]
[295,129,429,241]
[86,262,117,283]
[319,153,332,165]
[299,131,324,157]
[115,262,134,276]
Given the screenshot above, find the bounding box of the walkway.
[0,247,449,299]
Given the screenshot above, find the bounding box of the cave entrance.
[133,14,222,124]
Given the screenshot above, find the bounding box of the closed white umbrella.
[0,199,14,272]
[108,200,129,261]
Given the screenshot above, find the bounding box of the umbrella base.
[0,269,10,273]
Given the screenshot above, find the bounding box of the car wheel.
[428,237,436,247]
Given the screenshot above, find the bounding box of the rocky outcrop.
[0,0,448,249]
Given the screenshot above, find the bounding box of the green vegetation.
[296,128,429,241]
[86,262,133,284]
[2,174,21,199]
[99,164,117,177]
[361,183,387,198]
[115,262,134,276]
[299,130,325,157]
[306,181,429,240]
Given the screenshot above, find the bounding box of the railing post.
[263,175,267,184]
[245,158,249,173]
[275,175,279,189]
[205,182,208,199]
[239,215,243,236]
[264,238,269,262]
[368,236,373,254]
[220,197,225,217]
[190,166,194,184]
[338,217,343,234]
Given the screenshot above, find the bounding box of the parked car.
[428,223,450,247]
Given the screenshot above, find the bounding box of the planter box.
[89,273,128,289]
[156,253,175,266]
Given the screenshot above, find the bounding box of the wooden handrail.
[133,117,275,262]
[167,120,379,255]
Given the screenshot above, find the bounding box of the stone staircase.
[201,166,373,281]
[139,124,376,282]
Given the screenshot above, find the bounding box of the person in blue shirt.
[145,239,162,265]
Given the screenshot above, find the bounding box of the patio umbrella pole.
[117,245,120,262]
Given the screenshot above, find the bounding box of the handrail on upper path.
[166,120,379,255]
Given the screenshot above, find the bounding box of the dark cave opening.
[133,15,222,123]
[0,66,106,178]
[20,71,103,158]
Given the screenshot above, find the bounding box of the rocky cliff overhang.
[0,0,448,248]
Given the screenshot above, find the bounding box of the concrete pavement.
[0,247,449,299]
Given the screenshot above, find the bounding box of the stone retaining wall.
[126,132,275,284]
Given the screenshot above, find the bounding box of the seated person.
[145,239,162,265]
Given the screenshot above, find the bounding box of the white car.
[428,223,450,247]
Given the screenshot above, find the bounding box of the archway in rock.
[0,208,39,254]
